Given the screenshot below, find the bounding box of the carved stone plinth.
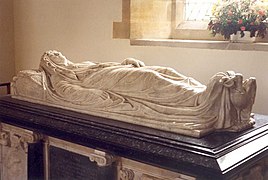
[0,123,42,180]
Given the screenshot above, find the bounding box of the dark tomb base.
[0,96,267,180]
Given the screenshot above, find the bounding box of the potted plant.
[208,0,268,40]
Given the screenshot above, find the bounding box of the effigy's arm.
[70,58,146,80]
[65,57,145,72]
[83,58,145,68]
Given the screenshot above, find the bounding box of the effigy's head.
[39,50,74,76]
[41,50,72,66]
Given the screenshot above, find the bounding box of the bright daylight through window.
[184,0,217,21]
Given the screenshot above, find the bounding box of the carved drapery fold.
[12,50,257,138]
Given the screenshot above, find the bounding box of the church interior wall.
[0,0,15,84]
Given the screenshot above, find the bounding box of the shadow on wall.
[0,82,11,95]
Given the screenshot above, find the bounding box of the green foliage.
[208,0,268,39]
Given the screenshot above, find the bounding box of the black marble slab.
[28,142,44,180]
[49,146,116,180]
[0,96,267,179]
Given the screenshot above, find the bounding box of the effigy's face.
[47,50,68,66]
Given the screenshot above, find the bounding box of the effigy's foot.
[224,117,255,132]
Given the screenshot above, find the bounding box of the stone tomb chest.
[0,96,267,180]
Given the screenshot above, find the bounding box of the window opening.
[184,0,217,21]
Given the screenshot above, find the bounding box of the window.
[178,0,217,29]
[184,0,217,21]
[172,0,223,40]
[114,0,268,44]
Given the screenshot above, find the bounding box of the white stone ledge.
[130,39,268,51]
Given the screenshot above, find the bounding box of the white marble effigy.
[11,50,257,137]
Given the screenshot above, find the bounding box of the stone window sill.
[130,39,268,51]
